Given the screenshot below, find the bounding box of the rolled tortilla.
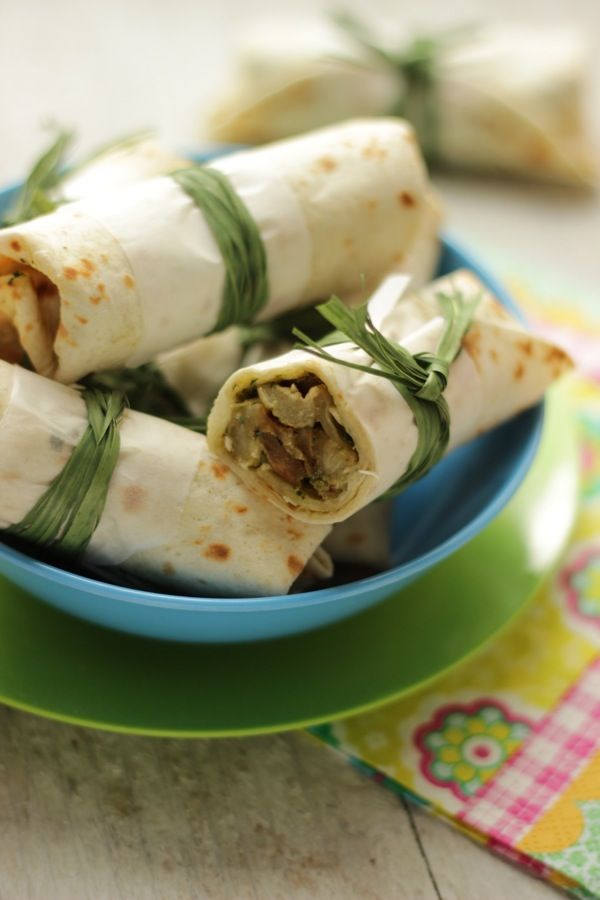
[208,19,597,186]
[0,362,331,597]
[58,136,187,203]
[207,269,573,524]
[0,119,441,384]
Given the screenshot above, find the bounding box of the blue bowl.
[0,183,542,642]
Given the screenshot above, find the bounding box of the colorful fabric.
[313,271,600,898]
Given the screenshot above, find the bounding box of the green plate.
[0,386,577,736]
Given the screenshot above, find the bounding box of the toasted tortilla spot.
[204,543,231,561]
[315,155,337,172]
[343,237,355,249]
[391,251,405,264]
[287,554,304,575]
[162,562,176,576]
[514,362,525,380]
[123,274,135,290]
[544,345,569,365]
[398,191,416,207]
[366,199,378,212]
[490,348,499,362]
[76,315,89,325]
[121,484,146,513]
[287,527,303,540]
[80,258,95,276]
[234,504,248,514]
[462,330,481,364]
[63,266,78,280]
[211,462,229,480]
[517,339,533,357]
[90,295,101,305]
[361,141,387,161]
[9,240,21,252]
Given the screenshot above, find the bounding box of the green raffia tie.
[6,383,126,556]
[2,128,74,226]
[293,288,480,495]
[334,13,445,162]
[171,166,269,333]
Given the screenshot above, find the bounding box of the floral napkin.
[312,270,600,898]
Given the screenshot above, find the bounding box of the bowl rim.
[0,233,544,613]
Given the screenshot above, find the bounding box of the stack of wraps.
[0,362,331,596]
[208,20,597,186]
[207,270,572,523]
[0,119,440,383]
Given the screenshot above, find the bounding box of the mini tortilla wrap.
[207,269,573,524]
[0,362,331,597]
[0,119,440,384]
[209,20,596,186]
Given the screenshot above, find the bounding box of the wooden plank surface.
[0,707,562,899]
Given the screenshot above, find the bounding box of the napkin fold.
[312,270,600,898]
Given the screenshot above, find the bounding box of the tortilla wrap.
[0,119,440,383]
[209,20,596,186]
[207,269,573,524]
[0,362,331,597]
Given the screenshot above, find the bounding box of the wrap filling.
[0,262,60,373]
[225,376,359,500]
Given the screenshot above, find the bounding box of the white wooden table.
[0,708,563,900]
[0,0,599,897]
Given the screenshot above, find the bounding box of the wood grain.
[0,707,562,899]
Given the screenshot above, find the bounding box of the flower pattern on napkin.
[415,700,531,799]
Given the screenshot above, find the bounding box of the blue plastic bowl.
[0,180,542,642]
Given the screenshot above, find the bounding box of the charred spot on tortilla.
[398,191,416,208]
[211,462,229,480]
[314,155,337,173]
[517,339,533,357]
[204,543,231,561]
[544,344,569,366]
[287,554,304,575]
[225,375,359,503]
[80,259,96,276]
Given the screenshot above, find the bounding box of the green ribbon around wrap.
[334,15,476,162]
[171,166,269,333]
[6,383,126,556]
[294,287,480,495]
